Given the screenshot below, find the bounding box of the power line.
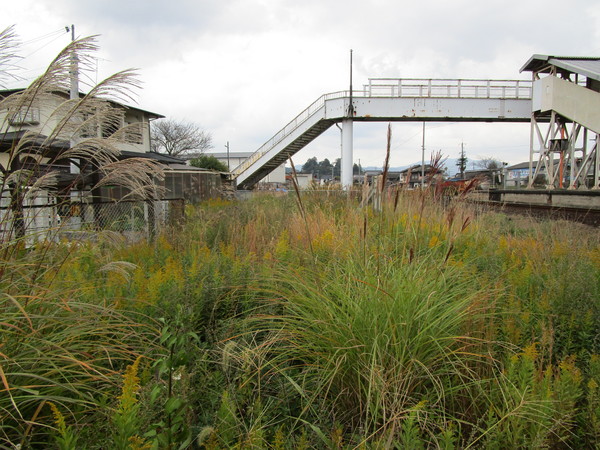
[21,28,65,45]
[22,29,69,60]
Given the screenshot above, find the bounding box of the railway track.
[470,200,600,227]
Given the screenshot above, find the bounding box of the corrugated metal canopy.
[520,54,600,81]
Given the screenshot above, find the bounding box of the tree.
[151,119,213,157]
[189,155,228,172]
[456,145,468,179]
[318,158,333,178]
[334,158,341,177]
[301,157,318,174]
[475,157,503,171]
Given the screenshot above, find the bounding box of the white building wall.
[208,152,286,184]
[259,164,286,184]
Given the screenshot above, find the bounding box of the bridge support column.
[341,119,353,188]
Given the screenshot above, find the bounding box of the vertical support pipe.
[595,134,600,189]
[421,123,425,188]
[528,113,535,188]
[527,70,536,189]
[341,118,353,188]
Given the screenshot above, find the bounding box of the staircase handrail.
[232,90,352,175]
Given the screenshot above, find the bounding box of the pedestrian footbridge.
[232,78,533,189]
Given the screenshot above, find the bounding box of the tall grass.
[199,189,599,446]
[0,293,158,447]
[255,253,493,443]
[2,187,597,447]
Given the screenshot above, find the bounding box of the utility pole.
[66,24,80,178]
[225,141,230,170]
[458,142,467,179]
[67,25,78,101]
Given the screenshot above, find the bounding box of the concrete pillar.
[341,118,353,188]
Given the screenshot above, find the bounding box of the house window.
[9,106,40,126]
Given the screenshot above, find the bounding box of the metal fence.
[363,78,532,99]
[0,197,185,245]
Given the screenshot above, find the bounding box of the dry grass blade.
[0,26,21,89]
[97,260,138,282]
[94,157,165,200]
[288,157,316,263]
[22,172,59,199]
[381,123,391,194]
[86,69,143,105]
[25,36,99,96]
[0,294,159,445]
[428,150,447,184]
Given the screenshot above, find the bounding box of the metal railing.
[233,78,533,179]
[363,78,532,99]
[231,90,348,176]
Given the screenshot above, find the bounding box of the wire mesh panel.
[0,196,185,245]
[0,170,220,245]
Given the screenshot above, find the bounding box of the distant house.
[505,161,552,188]
[398,164,440,188]
[0,88,165,192]
[0,88,162,155]
[286,172,313,189]
[461,169,499,189]
[363,170,382,184]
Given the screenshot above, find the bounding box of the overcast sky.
[5,0,600,170]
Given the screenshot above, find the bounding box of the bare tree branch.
[475,156,503,170]
[150,118,213,156]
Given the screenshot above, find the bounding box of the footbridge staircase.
[231,78,533,189]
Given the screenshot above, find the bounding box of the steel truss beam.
[528,70,600,190]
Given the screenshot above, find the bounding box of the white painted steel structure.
[521,55,600,190]
[232,78,533,189]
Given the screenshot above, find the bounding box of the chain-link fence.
[0,197,185,245]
